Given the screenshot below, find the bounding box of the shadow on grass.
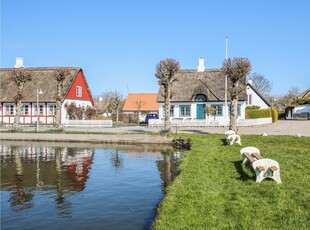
[233,160,256,182]
[221,138,228,145]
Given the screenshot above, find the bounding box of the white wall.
[158,101,246,124]
[246,85,269,109]
[62,99,93,123]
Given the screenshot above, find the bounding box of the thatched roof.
[297,89,310,99]
[157,69,247,102]
[0,67,81,103]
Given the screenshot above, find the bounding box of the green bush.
[246,105,261,110]
[245,109,271,119]
[270,107,278,123]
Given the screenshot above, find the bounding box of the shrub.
[270,108,278,123]
[246,105,261,110]
[245,109,271,119]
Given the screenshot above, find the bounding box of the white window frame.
[179,105,191,117]
[5,104,14,115]
[210,104,223,116]
[21,104,30,115]
[247,94,252,105]
[34,104,44,115]
[48,104,56,115]
[76,86,82,97]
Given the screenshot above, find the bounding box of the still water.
[0,141,180,230]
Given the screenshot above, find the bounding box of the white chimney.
[197,57,205,72]
[14,57,25,68]
[248,78,253,85]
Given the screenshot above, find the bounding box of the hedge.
[270,108,278,123]
[245,109,271,119]
[245,108,278,123]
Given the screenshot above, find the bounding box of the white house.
[154,58,271,127]
[246,79,271,109]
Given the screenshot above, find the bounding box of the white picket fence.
[148,117,272,128]
[63,120,113,127]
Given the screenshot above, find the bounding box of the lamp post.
[36,89,43,132]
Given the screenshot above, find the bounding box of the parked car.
[145,114,159,124]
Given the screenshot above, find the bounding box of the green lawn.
[153,134,310,230]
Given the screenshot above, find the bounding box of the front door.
[196,104,205,119]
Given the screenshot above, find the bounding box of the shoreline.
[0,132,173,144]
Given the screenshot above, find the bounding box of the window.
[247,94,252,105]
[211,104,223,116]
[180,105,191,117]
[229,104,241,117]
[48,104,56,115]
[34,105,44,115]
[195,94,207,102]
[76,86,82,97]
[21,105,29,115]
[5,105,14,115]
[162,105,174,117]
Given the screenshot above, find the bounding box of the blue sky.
[1,0,309,97]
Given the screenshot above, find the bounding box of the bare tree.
[155,58,180,132]
[53,69,70,128]
[133,99,146,125]
[10,69,33,130]
[249,72,272,96]
[222,58,252,131]
[110,91,123,125]
[274,86,302,111]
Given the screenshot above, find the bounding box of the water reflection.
[0,142,181,229]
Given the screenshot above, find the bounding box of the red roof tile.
[123,93,159,112]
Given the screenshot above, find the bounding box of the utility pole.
[224,36,228,125]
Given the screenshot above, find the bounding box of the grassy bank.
[153,134,310,229]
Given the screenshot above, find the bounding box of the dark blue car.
[145,114,159,124]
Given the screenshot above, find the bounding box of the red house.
[0,58,94,125]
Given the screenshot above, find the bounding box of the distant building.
[0,58,94,125]
[122,93,158,121]
[297,89,310,99]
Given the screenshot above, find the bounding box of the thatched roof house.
[157,69,247,103]
[1,59,94,124]
[0,67,93,104]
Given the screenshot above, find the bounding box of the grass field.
[153,134,310,230]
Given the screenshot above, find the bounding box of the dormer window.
[195,94,207,102]
[76,86,82,97]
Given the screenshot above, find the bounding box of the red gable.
[66,70,94,105]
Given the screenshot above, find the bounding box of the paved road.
[64,120,310,136]
[1,120,309,144]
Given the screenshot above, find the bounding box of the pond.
[0,141,181,230]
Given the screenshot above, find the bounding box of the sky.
[1,0,309,97]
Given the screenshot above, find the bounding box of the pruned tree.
[10,69,33,130]
[53,69,70,128]
[249,72,272,96]
[155,58,180,132]
[222,58,252,131]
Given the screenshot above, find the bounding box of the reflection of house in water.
[156,152,181,190]
[0,144,94,215]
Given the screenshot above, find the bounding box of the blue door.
[196,104,205,119]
